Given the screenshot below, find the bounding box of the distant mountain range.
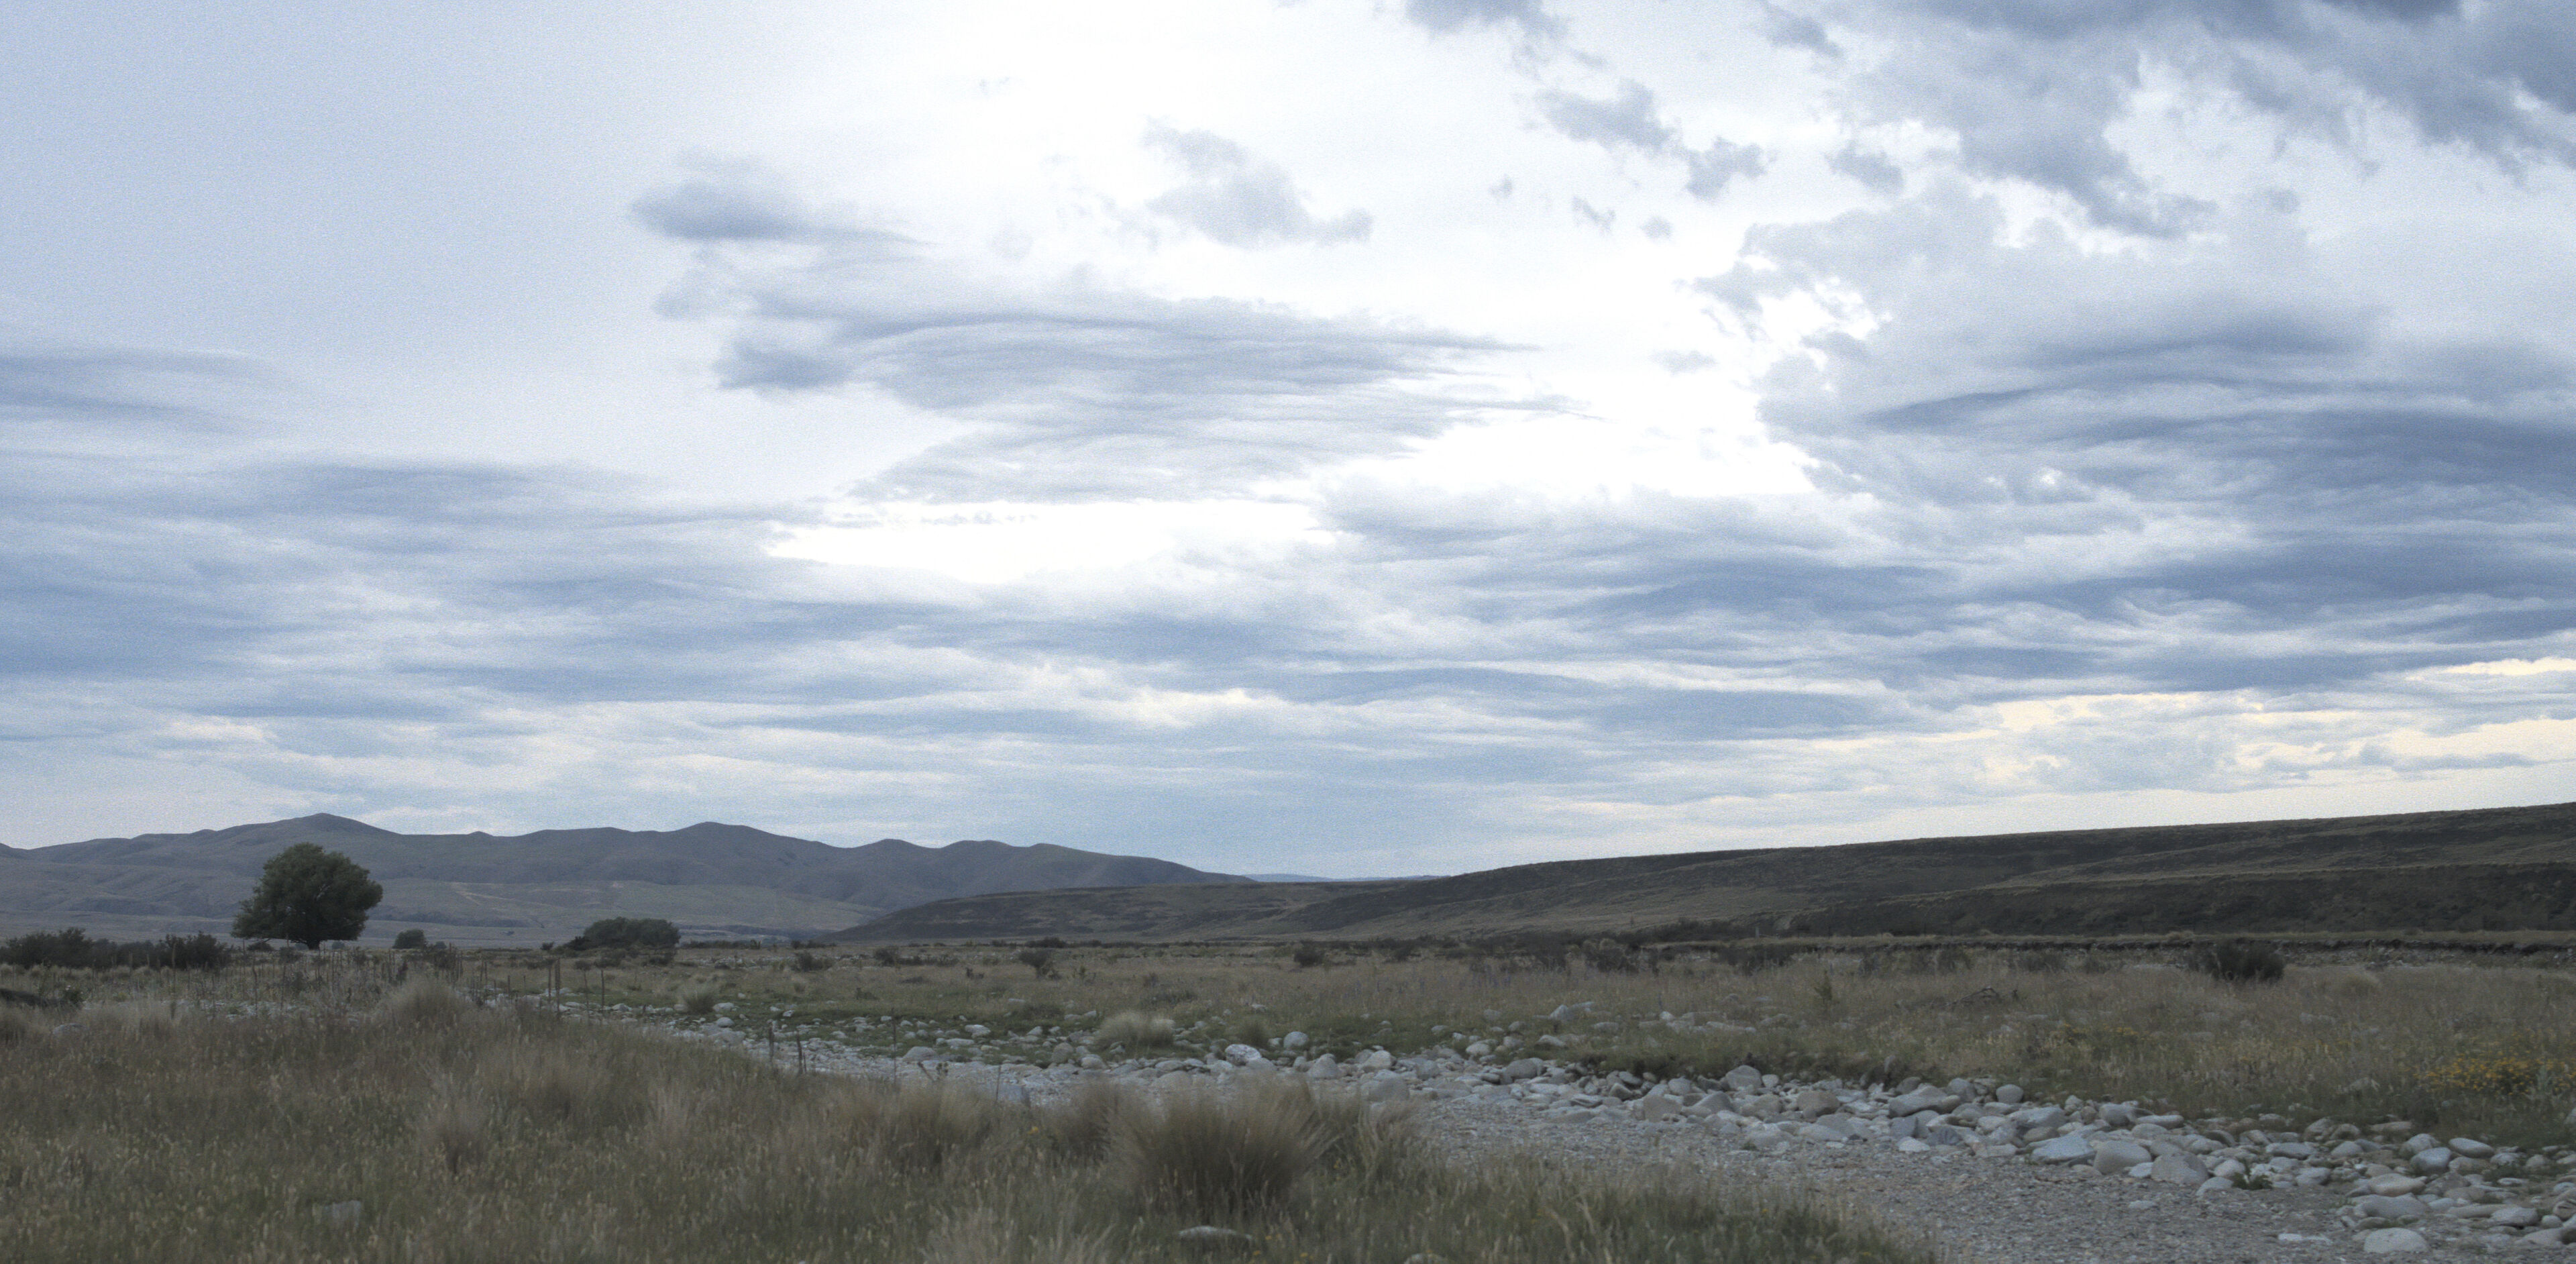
[0,814,1247,943]
[833,800,2576,942]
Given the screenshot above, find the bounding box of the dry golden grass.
[0,994,1930,1264]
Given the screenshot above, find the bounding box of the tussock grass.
[1099,1008,1178,1050]
[0,1002,1931,1264]
[1120,1080,1336,1216]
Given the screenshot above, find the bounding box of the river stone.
[2490,1207,2539,1228]
[1363,1073,1410,1103]
[2409,1147,2453,1174]
[2367,1175,2426,1196]
[2355,1196,2428,1221]
[1722,1065,1765,1093]
[1356,1049,1395,1073]
[1503,1057,1545,1080]
[2447,1137,2496,1159]
[1996,1084,2025,1104]
[2098,1103,2139,1128]
[1633,1095,1681,1122]
[2151,1153,2209,1185]
[1305,1053,1340,1079]
[2094,1139,2153,1175]
[2361,1227,2428,1253]
[2010,1106,2067,1132]
[2031,1135,2095,1163]
[1281,1031,1308,1051]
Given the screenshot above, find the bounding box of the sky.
[3,0,2573,874]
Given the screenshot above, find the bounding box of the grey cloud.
[1640,215,1674,240]
[1538,81,1673,152]
[1570,197,1616,232]
[1685,139,1769,200]
[1405,0,1563,38]
[1,343,266,433]
[1828,146,1906,194]
[1661,184,2576,707]
[1758,1,1843,55]
[1825,0,2576,235]
[1538,80,1770,201]
[630,170,830,243]
[642,168,1502,500]
[1140,125,1372,248]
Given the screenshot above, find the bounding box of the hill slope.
[0,814,1246,943]
[836,800,2576,942]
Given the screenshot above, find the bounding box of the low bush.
[567,917,680,951]
[392,928,429,950]
[1,928,229,971]
[2194,939,2287,984]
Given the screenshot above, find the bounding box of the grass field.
[0,981,1929,1264]
[13,933,2573,1153]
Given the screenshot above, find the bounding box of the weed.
[2194,941,2287,984]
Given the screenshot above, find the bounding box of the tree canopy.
[232,843,382,949]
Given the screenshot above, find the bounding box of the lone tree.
[232,843,382,949]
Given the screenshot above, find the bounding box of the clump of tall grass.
[376,978,477,1027]
[419,1073,490,1173]
[829,1077,1013,1173]
[1120,1081,1332,1217]
[1097,1010,1177,1051]
[678,982,721,1014]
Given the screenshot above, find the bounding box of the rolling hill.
[831,799,2576,942]
[0,814,1248,943]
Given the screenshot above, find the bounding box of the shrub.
[392,929,429,950]
[1118,1082,1332,1217]
[1014,947,1057,977]
[568,917,680,951]
[1,929,229,971]
[678,984,721,1014]
[1582,940,1640,973]
[792,951,830,973]
[1097,1010,1177,1051]
[377,979,476,1028]
[1291,943,1330,969]
[2194,939,2287,984]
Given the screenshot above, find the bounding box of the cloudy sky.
[5,0,2572,872]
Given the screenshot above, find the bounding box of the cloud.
[0,340,268,436]
[1538,79,1769,200]
[1817,0,2576,235]
[1405,0,1564,39]
[1140,125,1372,248]
[641,166,1505,501]
[1538,80,1672,152]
